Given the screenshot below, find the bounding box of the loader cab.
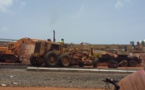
[33,41,62,57]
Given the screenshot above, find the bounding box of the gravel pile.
[0,69,129,88]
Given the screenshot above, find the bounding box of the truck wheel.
[44,51,58,67]
[30,56,43,66]
[129,60,138,67]
[93,58,99,68]
[59,54,71,67]
[119,60,128,67]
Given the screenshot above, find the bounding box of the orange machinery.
[0,38,36,63]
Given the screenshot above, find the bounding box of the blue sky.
[0,0,145,44]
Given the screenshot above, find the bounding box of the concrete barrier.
[27,67,141,73]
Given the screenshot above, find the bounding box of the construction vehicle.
[30,31,98,67]
[30,40,98,67]
[31,40,141,68]
[0,42,19,63]
[30,30,144,68]
[30,42,143,68]
[0,38,36,63]
[81,43,144,67]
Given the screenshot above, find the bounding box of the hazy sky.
[0,0,145,44]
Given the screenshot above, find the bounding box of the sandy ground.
[0,87,102,90]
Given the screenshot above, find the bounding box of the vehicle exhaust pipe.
[53,30,56,42]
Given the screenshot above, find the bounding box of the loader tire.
[30,56,43,66]
[59,54,71,67]
[44,51,58,67]
[129,60,137,67]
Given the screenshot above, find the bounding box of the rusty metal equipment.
[0,46,16,63]
[30,40,100,67]
[79,43,144,67]
[30,39,145,68]
[0,38,36,63]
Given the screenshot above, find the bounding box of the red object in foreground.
[118,70,145,90]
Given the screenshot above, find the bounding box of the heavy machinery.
[0,38,36,63]
[30,30,145,67]
[82,43,144,67]
[0,42,19,63]
[30,30,96,67]
[30,35,145,68]
[30,39,99,67]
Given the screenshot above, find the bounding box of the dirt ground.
[0,87,102,90]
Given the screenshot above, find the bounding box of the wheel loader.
[30,40,98,67]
